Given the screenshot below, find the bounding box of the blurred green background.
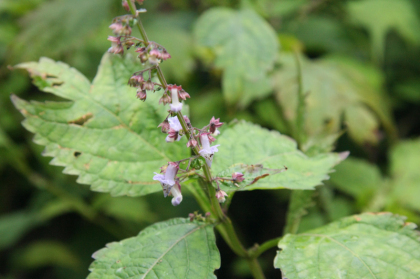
[1,0,420,278]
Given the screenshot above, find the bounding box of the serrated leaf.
[88,218,220,279]
[12,54,189,197]
[389,139,420,211]
[194,8,278,107]
[347,0,420,63]
[213,121,345,191]
[275,213,420,279]
[274,54,394,145]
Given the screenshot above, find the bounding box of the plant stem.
[294,50,305,150]
[127,3,266,278]
[249,237,282,258]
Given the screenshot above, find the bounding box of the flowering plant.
[10,0,420,278]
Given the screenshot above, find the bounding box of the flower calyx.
[209,116,223,135]
[216,189,228,203]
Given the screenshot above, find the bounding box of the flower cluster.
[107,0,236,206]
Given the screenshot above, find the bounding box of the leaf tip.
[338,151,350,161]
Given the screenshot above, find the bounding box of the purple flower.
[153,162,183,206]
[199,133,220,167]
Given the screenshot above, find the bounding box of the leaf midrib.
[301,233,377,279]
[140,223,211,279]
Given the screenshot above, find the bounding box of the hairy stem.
[127,3,265,278]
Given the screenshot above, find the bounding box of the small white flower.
[153,162,183,206]
[198,133,220,168]
[165,116,182,142]
[169,87,183,112]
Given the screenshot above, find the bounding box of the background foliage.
[1,0,420,278]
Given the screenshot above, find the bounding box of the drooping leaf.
[213,121,346,191]
[329,157,382,202]
[11,0,113,63]
[275,213,420,279]
[274,54,394,145]
[12,53,189,197]
[389,139,420,212]
[194,8,279,107]
[347,0,420,63]
[88,218,220,279]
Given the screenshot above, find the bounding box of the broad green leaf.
[274,54,394,145]
[389,139,420,211]
[88,218,220,279]
[329,157,382,202]
[275,213,420,279]
[213,121,346,191]
[347,0,420,63]
[194,8,278,107]
[12,53,188,197]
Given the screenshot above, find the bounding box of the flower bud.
[129,74,144,87]
[122,0,130,11]
[158,119,170,133]
[136,89,147,101]
[187,138,198,147]
[159,94,171,105]
[143,79,155,91]
[232,172,245,183]
[216,190,228,203]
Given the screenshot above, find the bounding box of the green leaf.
[329,157,382,201]
[347,0,420,63]
[213,121,346,191]
[88,218,220,279]
[194,8,279,107]
[12,54,189,197]
[11,0,113,62]
[275,213,420,278]
[389,139,420,211]
[146,13,195,83]
[0,211,41,250]
[274,54,394,145]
